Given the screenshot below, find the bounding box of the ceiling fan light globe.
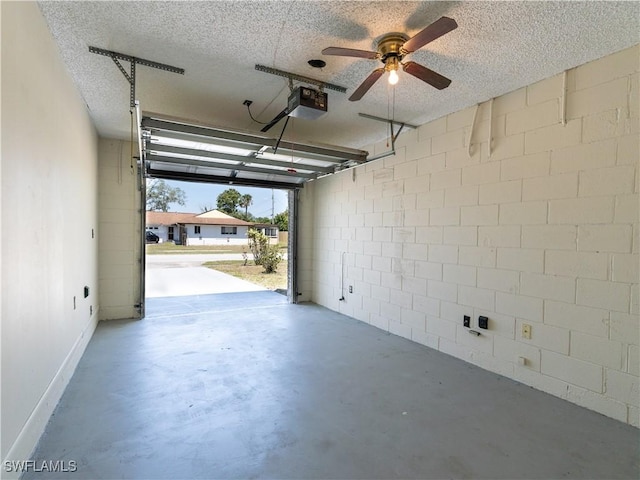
[388,69,399,85]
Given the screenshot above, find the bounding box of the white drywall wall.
[1,1,99,471]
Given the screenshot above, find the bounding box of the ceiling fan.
[322,16,458,101]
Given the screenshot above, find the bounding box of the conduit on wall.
[561,70,568,125]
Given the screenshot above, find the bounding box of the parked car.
[145,231,159,243]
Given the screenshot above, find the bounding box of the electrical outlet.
[242,99,253,106]
[349,285,353,294]
[522,323,532,339]
[478,316,489,329]
[463,315,471,328]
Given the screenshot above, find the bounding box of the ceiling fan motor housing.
[378,33,409,64]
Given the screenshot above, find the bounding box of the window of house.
[264,227,277,237]
[194,226,201,234]
[221,226,237,235]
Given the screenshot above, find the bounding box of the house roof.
[146,210,254,226]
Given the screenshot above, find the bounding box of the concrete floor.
[27,291,638,479]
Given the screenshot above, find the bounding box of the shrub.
[261,244,283,273]
[247,228,283,273]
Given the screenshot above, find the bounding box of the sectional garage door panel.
[139,113,369,189]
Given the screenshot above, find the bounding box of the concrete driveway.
[146,254,266,298]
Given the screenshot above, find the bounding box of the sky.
[163,179,288,220]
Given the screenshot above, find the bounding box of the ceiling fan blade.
[403,61,451,90]
[322,47,379,59]
[260,108,289,133]
[349,68,385,101]
[402,16,458,53]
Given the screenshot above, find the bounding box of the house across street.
[146,209,279,246]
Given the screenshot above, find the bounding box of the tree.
[146,179,186,212]
[199,204,215,213]
[238,194,253,217]
[273,210,288,231]
[216,188,241,215]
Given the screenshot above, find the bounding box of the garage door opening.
[144,179,294,302]
[135,109,367,316]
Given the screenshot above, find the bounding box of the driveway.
[146,255,266,298]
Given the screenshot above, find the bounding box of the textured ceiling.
[38,1,639,150]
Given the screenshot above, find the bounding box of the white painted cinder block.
[545,250,609,280]
[428,245,458,263]
[577,279,631,312]
[306,46,639,426]
[550,138,617,174]
[541,350,603,392]
[611,254,639,283]
[518,318,572,354]
[579,166,636,197]
[548,197,615,224]
[443,264,477,287]
[574,45,639,91]
[477,267,519,294]
[479,180,522,205]
[501,152,550,180]
[496,292,543,322]
[605,369,640,407]
[497,248,544,273]
[459,246,496,268]
[462,162,501,186]
[461,205,499,226]
[428,280,458,302]
[577,225,632,253]
[522,173,578,201]
[478,226,521,248]
[444,186,479,207]
[429,207,460,226]
[614,194,639,224]
[522,225,577,250]
[527,73,564,106]
[544,300,608,338]
[499,201,547,225]
[571,332,624,370]
[610,312,640,346]
[628,345,639,376]
[457,285,495,311]
[443,226,478,246]
[524,119,582,155]
[506,99,560,135]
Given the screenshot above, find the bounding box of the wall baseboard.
[2,315,98,479]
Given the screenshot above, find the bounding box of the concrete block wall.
[303,45,639,425]
[98,139,143,320]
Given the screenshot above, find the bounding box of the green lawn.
[203,260,288,291]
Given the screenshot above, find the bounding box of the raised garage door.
[137,112,369,310]
[138,112,368,189]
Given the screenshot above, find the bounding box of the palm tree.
[239,194,253,217]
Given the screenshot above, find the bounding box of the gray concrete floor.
[27,291,638,479]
